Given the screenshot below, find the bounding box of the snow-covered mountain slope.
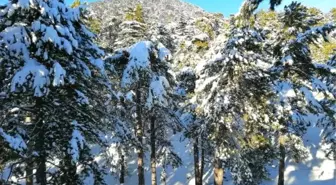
[89,0,229,68]
[89,0,207,25]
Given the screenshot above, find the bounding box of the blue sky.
[185,0,336,16]
[0,0,335,17]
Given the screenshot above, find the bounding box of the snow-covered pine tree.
[324,54,336,160]
[0,0,111,184]
[196,20,276,184]
[266,2,336,185]
[113,5,147,50]
[315,53,336,161]
[108,41,181,185]
[177,67,211,185]
[146,50,183,185]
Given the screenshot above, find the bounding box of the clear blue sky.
[0,0,335,17]
[185,0,335,16]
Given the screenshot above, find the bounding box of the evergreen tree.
[196,21,276,185]
[0,0,111,184]
[108,41,181,185]
[316,53,336,161]
[266,2,336,185]
[71,0,101,35]
[177,67,211,185]
[240,0,282,19]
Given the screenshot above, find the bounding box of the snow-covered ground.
[262,125,335,185]
[100,125,335,185]
[1,126,334,185]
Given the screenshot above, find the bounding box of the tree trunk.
[150,116,157,185]
[35,125,47,185]
[200,140,205,185]
[136,88,145,185]
[120,155,125,184]
[26,139,33,185]
[278,141,285,185]
[214,157,223,185]
[35,98,47,185]
[25,158,33,185]
[194,138,200,185]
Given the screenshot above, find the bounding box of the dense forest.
[0,0,335,185]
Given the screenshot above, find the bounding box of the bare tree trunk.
[35,98,47,185]
[200,140,205,185]
[136,88,145,185]
[120,155,125,184]
[278,141,285,185]
[150,116,157,185]
[194,138,200,185]
[214,157,223,185]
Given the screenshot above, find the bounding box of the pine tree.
[0,0,111,184]
[71,0,101,35]
[266,2,336,185]
[177,67,211,185]
[196,19,276,184]
[317,53,336,161]
[108,41,181,185]
[240,0,282,19]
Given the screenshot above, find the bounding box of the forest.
[0,0,335,184]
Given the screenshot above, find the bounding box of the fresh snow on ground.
[94,125,335,185]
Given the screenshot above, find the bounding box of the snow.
[314,63,336,74]
[263,124,336,185]
[282,55,294,66]
[75,90,90,105]
[0,26,30,60]
[83,171,95,185]
[157,43,172,61]
[274,81,297,100]
[43,26,61,46]
[179,113,194,126]
[9,107,20,113]
[52,62,66,86]
[98,128,335,185]
[11,59,50,97]
[146,75,170,109]
[89,57,106,75]
[196,74,219,92]
[78,60,92,77]
[69,121,86,163]
[121,41,153,87]
[193,33,209,41]
[0,128,27,152]
[300,87,323,111]
[125,91,134,101]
